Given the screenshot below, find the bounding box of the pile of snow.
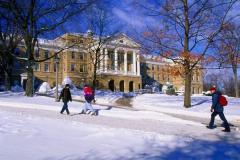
[37,82,51,94]
[62,76,72,86]
[62,76,78,91]
[11,85,24,92]
[51,84,63,92]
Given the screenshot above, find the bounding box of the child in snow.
[206,86,230,132]
[59,84,72,115]
[82,85,96,115]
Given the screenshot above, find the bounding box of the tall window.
[80,52,84,60]
[71,52,75,59]
[45,50,49,59]
[54,54,59,59]
[70,64,75,72]
[152,65,154,70]
[34,63,40,71]
[44,63,49,72]
[80,64,86,72]
[53,63,56,72]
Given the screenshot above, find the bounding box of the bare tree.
[84,5,119,92]
[213,22,240,97]
[137,0,238,107]
[0,0,94,96]
[0,11,22,90]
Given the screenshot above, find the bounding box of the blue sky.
[46,0,240,40]
[50,0,157,38]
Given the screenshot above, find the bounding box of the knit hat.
[210,86,216,91]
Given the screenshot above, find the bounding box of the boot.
[222,128,231,132]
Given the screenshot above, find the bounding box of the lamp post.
[54,57,60,102]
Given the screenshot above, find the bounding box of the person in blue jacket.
[207,86,230,132]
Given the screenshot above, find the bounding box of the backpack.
[219,95,228,106]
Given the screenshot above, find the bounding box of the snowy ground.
[0,92,240,160]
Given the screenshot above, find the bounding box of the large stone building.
[27,31,203,94]
[32,32,142,92]
[141,54,203,94]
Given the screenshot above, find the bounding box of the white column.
[104,48,108,72]
[114,49,118,72]
[132,50,136,75]
[137,54,140,76]
[100,48,104,71]
[124,50,127,74]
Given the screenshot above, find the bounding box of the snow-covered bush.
[62,76,78,90]
[52,84,63,92]
[62,76,72,86]
[11,85,24,92]
[38,82,51,94]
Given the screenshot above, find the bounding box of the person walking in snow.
[59,84,72,115]
[206,86,230,132]
[81,84,96,115]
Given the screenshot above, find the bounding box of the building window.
[34,63,40,71]
[80,64,85,72]
[44,63,49,72]
[152,65,154,70]
[54,54,59,59]
[80,52,84,60]
[71,64,75,72]
[44,50,49,59]
[127,54,132,62]
[54,63,56,72]
[71,52,75,59]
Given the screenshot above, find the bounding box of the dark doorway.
[119,80,124,92]
[23,79,27,91]
[129,81,134,92]
[108,80,114,91]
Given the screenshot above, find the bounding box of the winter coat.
[59,88,72,103]
[83,86,94,103]
[211,91,223,112]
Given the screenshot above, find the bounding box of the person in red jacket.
[82,85,95,115]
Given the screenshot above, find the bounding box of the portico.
[98,48,140,76]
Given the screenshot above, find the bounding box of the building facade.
[141,55,203,94]
[33,32,142,92]
[29,31,203,94]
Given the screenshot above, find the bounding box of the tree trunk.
[25,66,34,97]
[4,71,11,91]
[184,67,192,107]
[183,0,191,107]
[92,64,97,92]
[233,67,239,97]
